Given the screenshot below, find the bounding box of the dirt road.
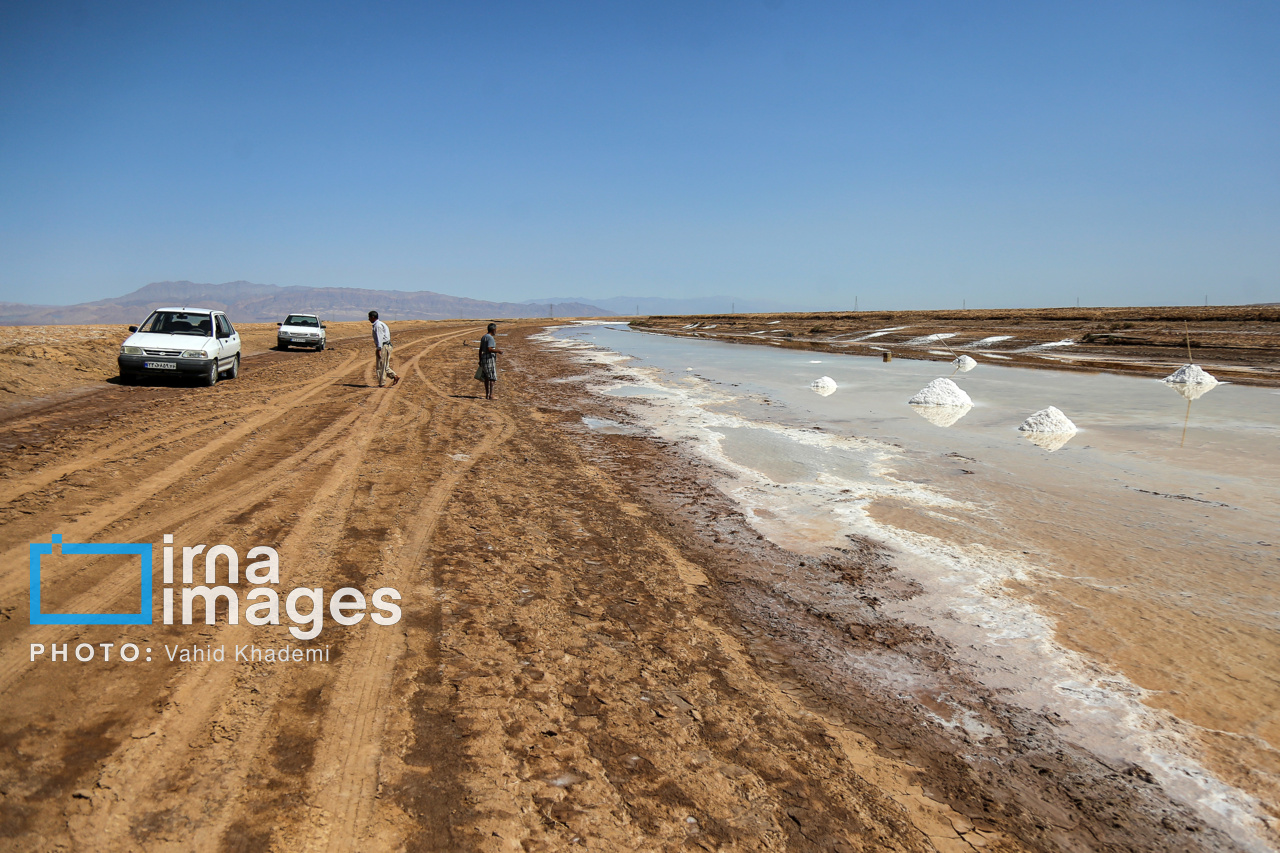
[0,322,1247,851]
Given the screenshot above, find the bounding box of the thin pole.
[1185,321,1193,364]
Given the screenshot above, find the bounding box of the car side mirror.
[277,322,282,327]
[128,325,138,332]
[321,324,326,329]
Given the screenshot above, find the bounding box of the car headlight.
[121,346,143,355]
[182,350,212,359]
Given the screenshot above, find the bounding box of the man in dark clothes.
[478,322,502,400]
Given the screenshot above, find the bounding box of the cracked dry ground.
[0,321,1240,852]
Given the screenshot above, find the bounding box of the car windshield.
[284,315,318,327]
[139,311,214,336]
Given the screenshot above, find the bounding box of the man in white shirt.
[368,310,400,387]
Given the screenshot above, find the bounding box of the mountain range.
[0,281,614,325]
[523,295,808,315]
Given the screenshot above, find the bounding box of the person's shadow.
[449,394,481,399]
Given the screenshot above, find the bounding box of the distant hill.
[0,281,614,325]
[524,294,810,316]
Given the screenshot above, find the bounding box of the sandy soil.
[634,306,1280,387]
[0,320,1253,851]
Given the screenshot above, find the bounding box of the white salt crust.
[953,355,977,371]
[908,377,973,407]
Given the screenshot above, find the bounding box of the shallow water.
[540,322,1280,850]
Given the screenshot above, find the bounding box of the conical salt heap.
[908,377,973,407]
[1163,364,1218,386]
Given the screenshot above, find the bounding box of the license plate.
[143,361,177,370]
[292,338,309,344]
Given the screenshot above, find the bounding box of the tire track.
[0,332,459,688]
[69,332,469,851]
[0,344,307,501]
[1,419,221,505]
[0,348,365,577]
[0,329,457,594]
[297,347,516,852]
[0,345,349,492]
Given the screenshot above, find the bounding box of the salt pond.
[540,321,1280,851]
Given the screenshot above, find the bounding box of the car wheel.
[224,353,240,380]
[118,371,135,385]
[317,342,325,351]
[202,360,219,387]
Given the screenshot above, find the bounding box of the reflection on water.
[810,376,837,396]
[1169,380,1218,401]
[910,403,972,428]
[601,384,674,398]
[582,416,644,435]
[1021,430,1075,452]
[1164,380,1218,446]
[537,322,1280,849]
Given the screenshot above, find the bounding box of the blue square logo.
[30,535,153,625]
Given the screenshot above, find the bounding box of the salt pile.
[1019,406,1077,434]
[1163,364,1218,386]
[908,378,973,407]
[810,376,837,397]
[953,354,977,372]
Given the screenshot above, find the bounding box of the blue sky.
[1,1,1276,310]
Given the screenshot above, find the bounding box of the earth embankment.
[633,306,1280,386]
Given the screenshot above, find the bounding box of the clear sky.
[1,1,1276,310]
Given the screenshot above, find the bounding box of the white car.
[117,307,242,386]
[276,313,326,351]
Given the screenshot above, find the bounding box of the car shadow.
[109,375,207,388]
